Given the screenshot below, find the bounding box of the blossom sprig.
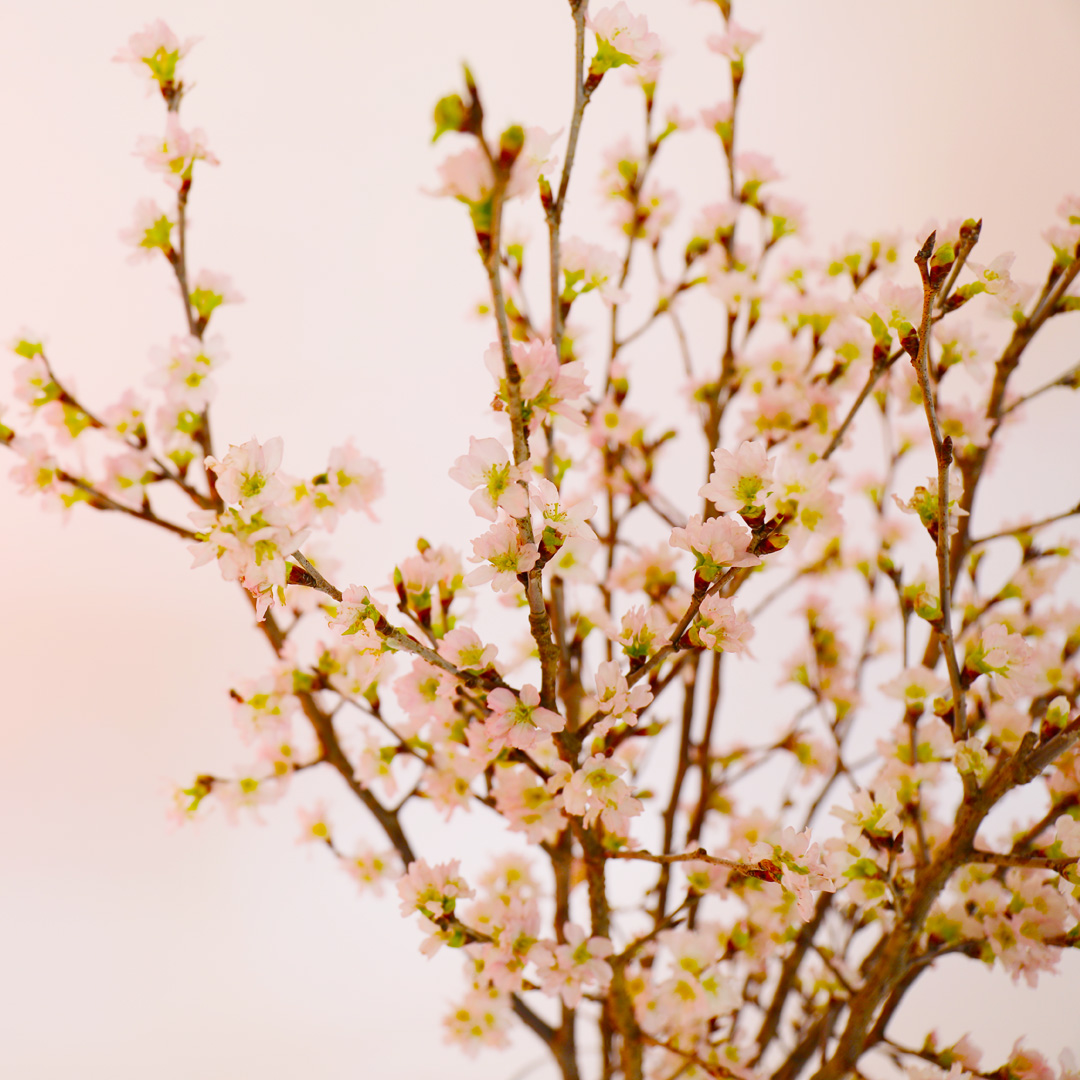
[114,19,199,104]
[585,3,662,80]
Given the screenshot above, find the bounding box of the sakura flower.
[749,826,836,921]
[707,20,761,66]
[548,535,599,583]
[492,765,565,844]
[119,199,174,260]
[188,503,307,619]
[342,844,398,896]
[1053,815,1080,859]
[99,389,147,441]
[438,626,499,673]
[893,473,968,539]
[965,623,1038,704]
[531,478,597,541]
[699,439,774,512]
[188,269,244,323]
[591,659,653,733]
[966,253,1018,297]
[560,237,630,306]
[327,583,385,637]
[136,114,218,188]
[443,989,512,1055]
[113,20,198,89]
[397,858,474,921]
[530,924,614,1007]
[691,594,754,655]
[433,145,493,204]
[734,151,780,202]
[149,334,225,410]
[310,440,384,528]
[559,753,642,835]
[484,684,565,750]
[616,605,672,661]
[484,339,588,431]
[205,436,286,513]
[586,3,662,74]
[669,513,760,582]
[465,520,539,593]
[449,436,528,521]
[880,665,951,709]
[296,802,331,846]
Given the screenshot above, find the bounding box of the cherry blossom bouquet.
[6,6,1080,1080]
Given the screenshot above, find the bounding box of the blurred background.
[2,1,1079,1076]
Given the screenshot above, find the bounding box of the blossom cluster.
[7,9,1080,1080]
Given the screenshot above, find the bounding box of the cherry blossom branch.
[1001,359,1080,416]
[56,468,197,540]
[933,217,981,314]
[608,846,780,880]
[910,232,967,740]
[967,503,1080,548]
[822,348,900,461]
[479,158,561,712]
[965,849,1077,875]
[287,552,512,694]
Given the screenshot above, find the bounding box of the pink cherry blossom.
[465,520,539,593]
[484,684,565,750]
[669,513,760,581]
[530,923,614,1007]
[205,436,286,512]
[558,753,642,836]
[136,114,218,188]
[693,594,754,655]
[699,439,774,512]
[707,21,762,62]
[449,436,528,521]
[586,3,662,72]
[113,20,199,87]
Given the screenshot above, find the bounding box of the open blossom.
[558,753,642,835]
[586,3,662,73]
[967,253,1018,297]
[449,436,528,521]
[189,269,244,322]
[965,623,1038,704]
[485,339,589,431]
[149,334,225,410]
[561,237,630,306]
[692,594,754,655]
[206,436,286,513]
[1054,815,1080,859]
[443,989,513,1055]
[189,503,307,619]
[397,858,474,920]
[881,665,951,708]
[136,114,218,188]
[114,20,198,88]
[616,605,671,660]
[530,924,614,1007]
[119,199,174,260]
[485,684,565,750]
[303,440,383,529]
[432,128,558,205]
[670,513,760,581]
[707,20,761,63]
[438,626,499,672]
[699,439,774,512]
[893,473,968,539]
[531,478,597,541]
[465,520,539,593]
[492,766,565,844]
[749,826,836,921]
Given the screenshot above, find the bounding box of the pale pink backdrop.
[2,2,1079,1077]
